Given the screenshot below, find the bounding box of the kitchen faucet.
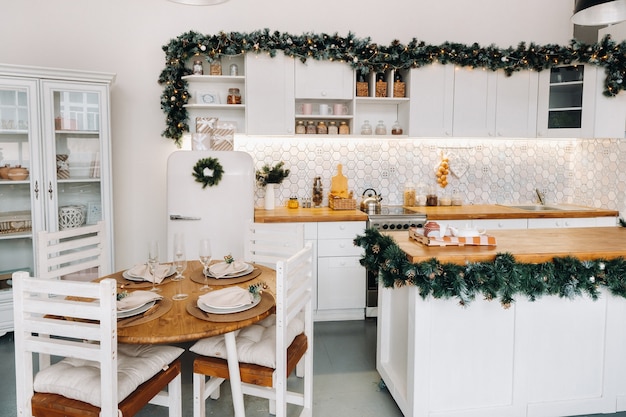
[536,189,546,205]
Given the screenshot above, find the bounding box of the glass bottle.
[403,182,416,206]
[229,63,239,76]
[316,121,328,134]
[375,120,387,135]
[295,120,306,134]
[361,120,372,135]
[312,177,323,207]
[339,121,350,134]
[328,121,338,135]
[391,120,403,135]
[306,121,316,134]
[193,60,203,75]
[209,59,222,75]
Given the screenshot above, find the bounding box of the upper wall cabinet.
[494,70,539,137]
[536,64,596,138]
[246,53,295,135]
[409,64,454,137]
[452,68,497,137]
[294,60,354,100]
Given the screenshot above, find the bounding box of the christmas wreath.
[192,157,224,188]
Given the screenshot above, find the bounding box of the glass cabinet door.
[41,81,111,233]
[0,78,41,279]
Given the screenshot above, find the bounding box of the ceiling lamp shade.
[168,0,229,5]
[572,0,626,25]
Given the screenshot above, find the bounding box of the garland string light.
[159,30,626,146]
[354,228,626,309]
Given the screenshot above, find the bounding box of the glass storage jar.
[339,121,350,134]
[227,88,241,104]
[316,121,328,134]
[328,121,338,135]
[306,121,316,134]
[375,120,387,135]
[295,120,306,134]
[361,120,372,135]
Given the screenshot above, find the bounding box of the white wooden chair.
[244,222,305,267]
[191,243,314,417]
[37,221,110,281]
[12,271,184,417]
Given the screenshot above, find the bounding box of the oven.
[364,206,427,317]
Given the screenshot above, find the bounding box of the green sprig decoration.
[192,157,224,189]
[160,30,626,146]
[354,228,626,309]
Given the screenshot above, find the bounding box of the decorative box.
[196,117,218,134]
[375,81,387,97]
[0,211,32,235]
[192,133,211,151]
[328,195,356,210]
[356,82,369,97]
[393,81,406,98]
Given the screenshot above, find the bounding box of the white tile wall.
[235,136,626,217]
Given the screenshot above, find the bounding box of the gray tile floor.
[1,319,626,417]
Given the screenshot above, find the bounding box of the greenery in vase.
[256,161,290,186]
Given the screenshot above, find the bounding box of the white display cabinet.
[0,64,115,336]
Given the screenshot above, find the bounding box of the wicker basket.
[328,196,357,210]
[356,82,369,97]
[375,81,387,97]
[393,81,406,98]
[0,211,32,235]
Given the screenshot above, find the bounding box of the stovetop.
[365,206,427,231]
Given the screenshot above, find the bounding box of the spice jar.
[209,59,222,75]
[288,196,299,209]
[375,120,387,135]
[361,120,372,135]
[391,121,403,135]
[229,63,239,76]
[339,121,350,135]
[328,121,338,135]
[306,121,316,134]
[403,182,416,206]
[193,60,203,75]
[295,120,306,134]
[426,185,438,206]
[439,194,452,206]
[316,121,328,134]
[227,88,241,104]
[312,177,323,207]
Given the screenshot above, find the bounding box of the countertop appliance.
[364,206,427,317]
[166,150,254,261]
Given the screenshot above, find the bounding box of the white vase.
[264,184,276,210]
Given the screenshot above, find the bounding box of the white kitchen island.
[375,228,626,417]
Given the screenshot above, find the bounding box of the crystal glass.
[198,238,213,292]
[147,240,161,293]
[172,233,185,282]
[172,256,188,301]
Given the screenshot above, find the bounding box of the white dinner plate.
[117,300,156,318]
[205,264,254,279]
[123,265,176,282]
[197,294,261,315]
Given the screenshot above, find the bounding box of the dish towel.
[117,291,162,311]
[127,263,170,283]
[208,260,249,278]
[199,286,253,309]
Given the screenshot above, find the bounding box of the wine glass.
[172,255,188,301]
[147,240,161,293]
[172,233,185,282]
[198,238,213,292]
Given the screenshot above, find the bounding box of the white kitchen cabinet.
[494,70,539,137]
[528,217,604,228]
[183,55,246,134]
[472,218,528,230]
[537,64,597,138]
[246,53,295,135]
[0,64,115,335]
[316,221,365,320]
[452,67,497,137]
[295,59,354,100]
[409,64,454,137]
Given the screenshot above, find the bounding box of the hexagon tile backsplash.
[235,136,626,216]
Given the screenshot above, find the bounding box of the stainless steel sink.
[508,205,566,211]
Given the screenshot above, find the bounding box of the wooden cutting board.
[330,164,349,198]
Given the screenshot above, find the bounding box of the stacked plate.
[205,261,253,278]
[117,300,157,318]
[123,264,176,282]
[117,290,162,318]
[197,286,260,314]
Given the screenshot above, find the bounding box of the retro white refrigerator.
[166,150,255,262]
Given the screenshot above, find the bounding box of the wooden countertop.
[406,204,618,220]
[386,227,626,265]
[254,207,368,223]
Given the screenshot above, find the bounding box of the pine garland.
[354,228,626,308]
[159,29,626,146]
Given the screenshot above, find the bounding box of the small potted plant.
[256,161,290,210]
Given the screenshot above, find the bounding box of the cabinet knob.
[34,180,39,200]
[48,181,53,200]
[321,91,327,97]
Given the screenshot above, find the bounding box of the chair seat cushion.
[33,344,183,407]
[190,313,304,368]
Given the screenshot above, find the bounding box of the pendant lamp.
[168,0,229,5]
[572,0,626,25]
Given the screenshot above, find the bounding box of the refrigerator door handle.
[169,214,201,221]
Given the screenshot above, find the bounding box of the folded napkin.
[199,286,253,309]
[208,260,249,278]
[117,290,162,311]
[127,263,170,283]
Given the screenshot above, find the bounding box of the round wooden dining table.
[102,260,276,417]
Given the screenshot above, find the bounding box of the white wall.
[0,0,574,269]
